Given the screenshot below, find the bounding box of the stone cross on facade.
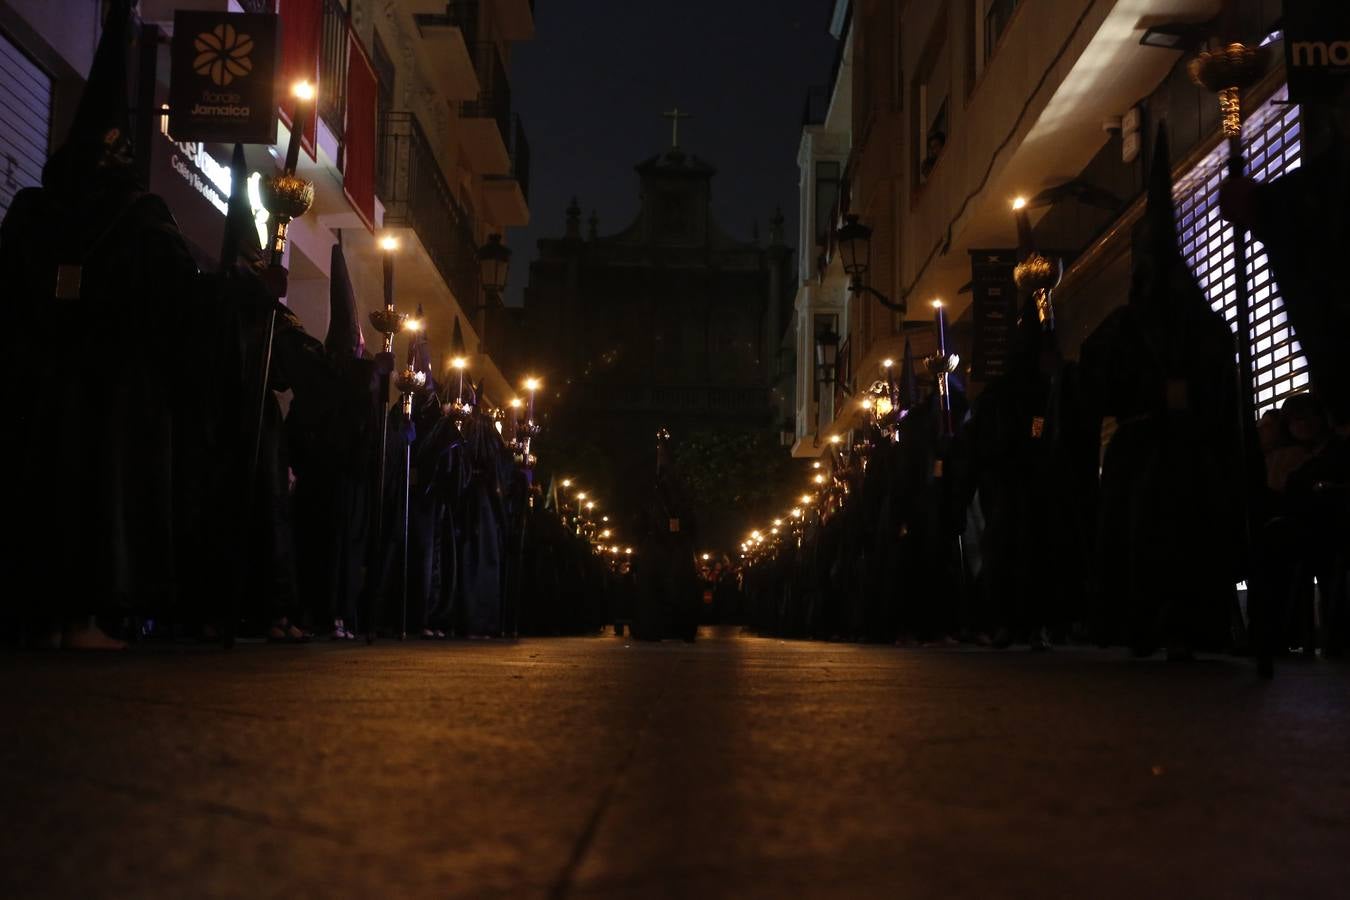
[662,107,692,149]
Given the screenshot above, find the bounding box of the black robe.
[1079,294,1247,650]
[1,176,197,622]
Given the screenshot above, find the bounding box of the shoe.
[1029,627,1052,652]
[268,620,311,644]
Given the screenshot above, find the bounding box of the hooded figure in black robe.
[966,204,1096,648]
[189,145,329,640]
[1079,125,1247,657]
[893,352,971,643]
[453,390,510,636]
[287,244,378,638]
[0,0,197,646]
[632,428,700,641]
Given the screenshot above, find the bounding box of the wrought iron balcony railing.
[318,0,349,138]
[377,112,480,308]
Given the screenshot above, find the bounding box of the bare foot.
[62,622,126,650]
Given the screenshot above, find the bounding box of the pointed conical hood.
[1129,123,1206,318]
[1143,123,1181,262]
[220,144,262,271]
[326,243,365,358]
[45,0,136,193]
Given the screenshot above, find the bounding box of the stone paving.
[3,631,1349,898]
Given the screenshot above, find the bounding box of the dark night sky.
[506,1,841,305]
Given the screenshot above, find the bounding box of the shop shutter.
[0,32,52,219]
[1174,86,1309,416]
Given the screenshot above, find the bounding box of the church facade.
[512,142,795,542]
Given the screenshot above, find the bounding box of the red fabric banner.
[343,32,377,232]
[278,0,320,159]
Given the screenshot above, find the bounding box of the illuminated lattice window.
[1173,87,1309,416]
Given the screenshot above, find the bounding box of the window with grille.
[1173,86,1308,416]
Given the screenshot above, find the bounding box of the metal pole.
[401,408,411,640]
[1227,135,1271,678]
[368,382,389,643]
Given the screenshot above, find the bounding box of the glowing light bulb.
[814,474,826,484]
[1012,196,1028,210]
[403,319,422,332]
[562,479,572,488]
[292,80,316,101]
[451,356,468,370]
[882,358,894,369]
[509,398,523,409]
[800,494,813,505]
[702,553,711,561]
[523,377,542,391]
[829,435,843,445]
[931,298,944,310]
[379,235,399,252]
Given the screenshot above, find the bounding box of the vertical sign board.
[169,11,279,144]
[968,249,1019,383]
[1284,0,1350,105]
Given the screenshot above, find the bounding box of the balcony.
[392,1,480,101]
[482,115,530,227]
[317,0,348,139]
[458,42,512,174]
[378,112,481,308]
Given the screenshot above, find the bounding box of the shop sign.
[169,11,280,144]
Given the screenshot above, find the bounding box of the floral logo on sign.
[194,24,254,87]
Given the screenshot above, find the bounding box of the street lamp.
[835,214,907,314]
[477,233,512,298]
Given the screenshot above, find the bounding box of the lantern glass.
[835,214,872,279]
[477,233,512,295]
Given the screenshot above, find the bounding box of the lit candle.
[523,377,541,424]
[284,81,315,175]
[932,299,948,357]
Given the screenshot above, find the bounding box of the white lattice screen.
[1173,86,1308,416]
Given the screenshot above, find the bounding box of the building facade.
[516,143,795,539]
[0,0,534,405]
[793,0,1303,449]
